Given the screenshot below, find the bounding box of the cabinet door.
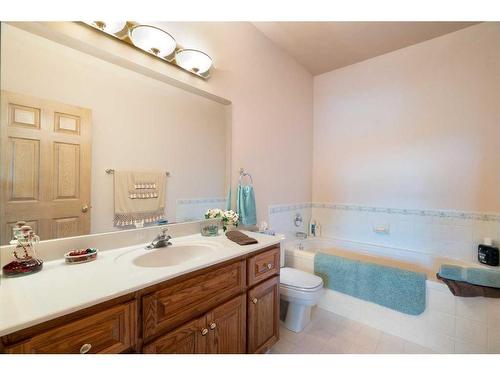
[247,276,280,353]
[143,316,207,354]
[207,294,246,354]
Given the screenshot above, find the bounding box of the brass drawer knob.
[210,322,217,330]
[252,297,258,304]
[79,343,92,354]
[201,328,209,336]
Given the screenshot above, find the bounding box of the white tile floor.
[270,307,436,354]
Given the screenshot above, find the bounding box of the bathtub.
[284,237,500,354]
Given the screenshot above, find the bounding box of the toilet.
[279,245,324,332]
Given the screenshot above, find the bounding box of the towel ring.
[239,168,253,186]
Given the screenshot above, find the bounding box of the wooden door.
[0,91,92,244]
[143,315,208,354]
[207,294,246,354]
[247,276,280,353]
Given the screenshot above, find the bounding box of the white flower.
[205,208,223,219]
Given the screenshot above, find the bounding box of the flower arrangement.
[205,209,239,232]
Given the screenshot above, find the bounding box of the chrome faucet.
[146,228,172,250]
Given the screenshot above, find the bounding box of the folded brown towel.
[437,274,500,298]
[225,230,258,245]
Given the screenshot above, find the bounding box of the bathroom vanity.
[0,233,281,354]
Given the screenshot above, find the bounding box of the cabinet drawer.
[142,260,246,339]
[247,246,280,287]
[6,301,136,354]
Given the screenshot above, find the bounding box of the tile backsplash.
[176,197,226,222]
[269,202,500,263]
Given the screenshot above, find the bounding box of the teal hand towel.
[314,252,427,315]
[439,264,500,288]
[225,187,232,211]
[236,185,256,226]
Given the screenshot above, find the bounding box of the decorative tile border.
[268,201,500,222]
[177,197,226,205]
[268,202,313,214]
[312,202,500,222]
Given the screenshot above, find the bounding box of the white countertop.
[0,231,282,337]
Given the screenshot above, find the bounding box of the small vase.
[200,221,220,237]
[223,224,237,233]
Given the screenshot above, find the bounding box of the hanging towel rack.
[239,168,253,186]
[105,169,170,177]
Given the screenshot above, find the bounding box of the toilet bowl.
[280,267,324,333]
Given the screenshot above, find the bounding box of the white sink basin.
[132,244,216,268]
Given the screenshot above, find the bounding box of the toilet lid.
[280,267,323,290]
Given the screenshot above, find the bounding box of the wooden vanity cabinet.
[144,294,246,354]
[247,276,280,353]
[1,244,280,354]
[5,301,136,354]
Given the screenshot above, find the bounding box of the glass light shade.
[130,25,176,57]
[92,21,127,35]
[175,49,213,74]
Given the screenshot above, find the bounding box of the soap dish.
[64,248,98,264]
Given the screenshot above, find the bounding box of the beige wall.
[155,22,314,218]
[2,22,314,228]
[1,24,228,233]
[313,22,500,212]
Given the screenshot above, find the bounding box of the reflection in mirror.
[0,23,231,245]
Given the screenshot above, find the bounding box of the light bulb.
[175,49,213,74]
[90,21,127,35]
[129,25,176,57]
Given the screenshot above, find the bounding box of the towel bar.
[105,169,170,177]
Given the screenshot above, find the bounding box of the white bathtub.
[284,237,500,354]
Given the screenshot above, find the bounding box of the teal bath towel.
[439,264,500,288]
[236,185,256,226]
[314,252,427,315]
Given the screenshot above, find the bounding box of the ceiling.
[253,22,479,75]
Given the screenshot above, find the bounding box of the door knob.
[252,297,258,304]
[79,343,92,354]
[201,328,209,336]
[81,204,89,213]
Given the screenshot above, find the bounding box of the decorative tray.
[64,248,99,264]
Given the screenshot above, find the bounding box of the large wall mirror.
[0,23,231,245]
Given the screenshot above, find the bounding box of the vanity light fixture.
[129,25,177,58]
[175,49,213,75]
[88,21,127,35]
[82,21,213,79]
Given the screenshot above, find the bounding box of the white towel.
[114,170,166,227]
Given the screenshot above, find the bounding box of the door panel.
[247,276,280,354]
[143,315,207,354]
[53,142,80,199]
[207,294,246,354]
[8,137,40,201]
[0,90,92,244]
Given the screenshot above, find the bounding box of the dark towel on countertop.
[225,230,258,245]
[437,274,500,298]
